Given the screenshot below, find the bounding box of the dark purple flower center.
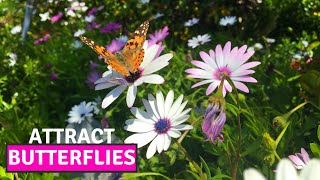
[154,118,171,134]
[125,70,142,83]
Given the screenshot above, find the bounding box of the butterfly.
[80,20,149,78]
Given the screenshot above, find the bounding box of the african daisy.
[67,101,99,124]
[185,41,260,96]
[187,34,211,48]
[219,16,237,26]
[124,90,193,159]
[95,41,173,108]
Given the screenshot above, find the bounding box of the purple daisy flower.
[106,39,126,53]
[148,25,169,46]
[100,22,122,33]
[50,12,63,23]
[289,148,311,170]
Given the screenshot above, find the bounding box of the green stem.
[225,133,236,154]
[225,77,241,180]
[175,141,206,180]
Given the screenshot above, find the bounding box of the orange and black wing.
[80,36,130,76]
[122,20,149,73]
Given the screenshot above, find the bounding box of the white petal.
[146,134,159,159]
[171,115,190,126]
[124,131,157,148]
[125,118,154,125]
[167,130,181,138]
[243,168,266,180]
[130,107,152,121]
[167,94,184,119]
[126,86,137,108]
[300,159,320,180]
[124,120,154,133]
[171,101,188,120]
[148,94,161,119]
[157,134,165,153]
[164,90,174,117]
[172,124,193,131]
[156,91,165,118]
[142,99,158,121]
[101,86,126,108]
[276,159,298,180]
[142,74,165,84]
[141,45,159,68]
[163,134,171,151]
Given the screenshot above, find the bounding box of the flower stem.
[225,145,233,175]
[225,76,241,180]
[175,140,206,180]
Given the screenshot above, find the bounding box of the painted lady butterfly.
[80,20,149,78]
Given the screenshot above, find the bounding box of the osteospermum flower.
[11,25,22,34]
[39,12,50,21]
[50,12,63,23]
[106,39,126,53]
[185,41,260,96]
[67,101,99,124]
[95,41,173,108]
[244,159,320,180]
[100,22,122,33]
[184,18,199,27]
[8,53,17,67]
[187,34,211,48]
[124,90,193,159]
[148,26,169,46]
[219,16,237,26]
[288,148,311,170]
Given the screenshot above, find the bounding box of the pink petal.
[206,82,218,95]
[223,41,231,56]
[215,44,224,67]
[231,70,255,76]
[200,51,215,67]
[191,60,213,71]
[191,80,213,88]
[232,76,258,83]
[233,81,249,93]
[288,155,305,169]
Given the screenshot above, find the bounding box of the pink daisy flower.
[148,26,169,46]
[185,41,260,96]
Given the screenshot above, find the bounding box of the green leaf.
[186,170,202,180]
[0,166,6,177]
[200,156,211,179]
[212,174,232,180]
[310,143,320,158]
[122,172,171,180]
[306,41,320,51]
[41,173,54,180]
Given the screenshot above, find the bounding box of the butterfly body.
[80,20,149,78]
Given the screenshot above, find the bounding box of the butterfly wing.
[122,20,149,73]
[79,36,130,76]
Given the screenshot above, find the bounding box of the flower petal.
[300,159,320,179]
[125,131,157,148]
[124,120,154,133]
[101,85,126,108]
[130,107,153,121]
[172,124,193,131]
[276,159,298,180]
[167,94,184,119]
[163,134,171,151]
[167,130,182,138]
[244,168,266,180]
[171,115,190,126]
[148,94,161,119]
[126,85,137,108]
[142,74,165,84]
[156,91,165,118]
[157,134,165,153]
[164,90,174,117]
[146,134,159,159]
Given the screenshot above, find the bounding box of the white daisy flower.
[74,29,85,37]
[67,101,98,124]
[254,43,263,50]
[71,1,88,12]
[244,159,320,180]
[8,53,17,67]
[39,12,50,21]
[84,15,95,23]
[184,18,199,27]
[266,38,276,43]
[95,41,173,109]
[187,34,211,48]
[124,90,193,159]
[153,13,164,19]
[219,16,237,26]
[11,25,22,34]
